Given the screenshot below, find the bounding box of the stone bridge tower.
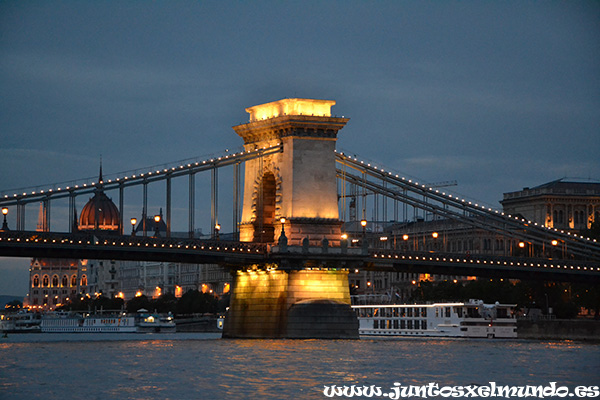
[225,99,358,339]
[233,98,349,246]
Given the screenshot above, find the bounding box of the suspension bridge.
[0,98,598,337]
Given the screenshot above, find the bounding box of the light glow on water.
[0,335,598,399]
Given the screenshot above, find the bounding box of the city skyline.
[1,1,599,295]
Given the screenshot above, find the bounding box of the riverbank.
[517,318,600,341]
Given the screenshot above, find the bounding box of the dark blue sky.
[0,1,599,294]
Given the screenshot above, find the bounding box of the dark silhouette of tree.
[5,300,22,310]
[125,295,152,313]
[175,290,218,314]
[152,293,177,313]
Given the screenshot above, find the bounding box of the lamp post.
[130,218,137,236]
[341,232,348,250]
[360,219,368,251]
[214,223,221,240]
[1,207,8,231]
[280,217,286,236]
[154,214,161,237]
[278,217,287,248]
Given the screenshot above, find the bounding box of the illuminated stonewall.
[224,99,358,338]
[233,98,349,245]
[223,267,358,339]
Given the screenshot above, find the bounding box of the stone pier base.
[222,268,358,339]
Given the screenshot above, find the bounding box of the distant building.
[25,258,84,309]
[118,261,230,300]
[500,179,600,232]
[25,168,122,309]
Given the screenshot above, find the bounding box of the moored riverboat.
[136,310,176,333]
[1,311,42,333]
[352,300,517,338]
[40,311,137,333]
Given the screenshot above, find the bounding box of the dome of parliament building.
[79,191,120,231]
[78,167,120,231]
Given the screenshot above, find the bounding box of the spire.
[99,155,103,183]
[36,202,44,232]
[72,205,79,233]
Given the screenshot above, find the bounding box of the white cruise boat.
[352,300,517,338]
[1,311,42,333]
[40,312,137,333]
[136,310,176,333]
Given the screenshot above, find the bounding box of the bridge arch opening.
[254,172,276,242]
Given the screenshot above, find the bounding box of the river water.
[0,333,598,400]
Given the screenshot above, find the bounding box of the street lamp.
[154,214,161,237]
[280,217,286,236]
[130,218,137,236]
[214,223,221,240]
[278,217,287,247]
[1,207,8,231]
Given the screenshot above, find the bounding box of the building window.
[52,275,59,287]
[62,275,68,287]
[558,210,564,224]
[33,275,40,287]
[71,275,77,287]
[43,275,49,287]
[81,275,87,286]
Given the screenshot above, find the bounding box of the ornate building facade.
[500,179,600,232]
[25,169,122,309]
[118,261,230,300]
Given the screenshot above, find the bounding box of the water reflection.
[1,336,598,399]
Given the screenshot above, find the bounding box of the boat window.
[393,320,399,329]
[497,308,508,318]
[400,320,406,329]
[435,308,439,318]
[466,307,480,318]
[421,308,427,317]
[400,308,405,317]
[407,320,413,329]
[454,307,463,318]
[407,308,413,317]
[445,307,451,318]
[421,320,427,330]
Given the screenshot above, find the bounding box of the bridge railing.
[0,230,268,254]
[370,249,600,273]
